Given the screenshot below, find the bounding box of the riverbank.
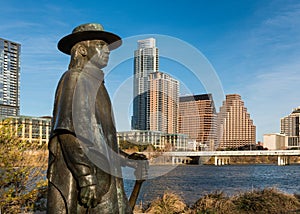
[134,188,300,213]
[202,156,300,165]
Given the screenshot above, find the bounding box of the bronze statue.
[47,23,147,213]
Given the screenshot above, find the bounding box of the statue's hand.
[134,160,149,181]
[127,153,149,180]
[128,152,147,161]
[80,185,99,208]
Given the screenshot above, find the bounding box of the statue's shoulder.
[54,69,81,95]
[59,69,82,83]
[63,68,81,77]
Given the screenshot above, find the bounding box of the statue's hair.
[68,41,90,70]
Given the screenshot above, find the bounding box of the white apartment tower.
[132,38,159,130]
[132,38,179,133]
[0,38,20,116]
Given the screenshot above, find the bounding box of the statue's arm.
[57,133,99,208]
[119,149,147,161]
[119,149,149,181]
[57,133,97,186]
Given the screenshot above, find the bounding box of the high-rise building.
[217,94,256,149]
[280,107,300,147]
[178,94,216,150]
[132,38,159,130]
[0,38,20,116]
[149,72,179,133]
[132,38,179,134]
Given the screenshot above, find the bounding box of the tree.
[0,119,48,213]
[119,140,150,152]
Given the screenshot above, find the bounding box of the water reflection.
[124,164,300,205]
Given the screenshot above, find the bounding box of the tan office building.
[217,94,256,149]
[178,94,216,150]
[149,72,179,134]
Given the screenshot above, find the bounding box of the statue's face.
[87,40,110,68]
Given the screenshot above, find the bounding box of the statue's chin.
[98,62,107,69]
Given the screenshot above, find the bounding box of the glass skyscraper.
[0,38,20,116]
[132,38,179,134]
[132,38,159,130]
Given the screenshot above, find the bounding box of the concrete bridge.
[158,150,300,166]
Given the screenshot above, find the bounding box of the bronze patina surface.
[47,23,147,214]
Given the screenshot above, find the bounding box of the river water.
[123,164,300,206]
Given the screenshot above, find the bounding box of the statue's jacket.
[47,66,132,213]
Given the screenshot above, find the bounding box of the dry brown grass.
[191,188,300,214]
[191,191,234,214]
[144,192,188,214]
[231,188,300,214]
[136,188,300,214]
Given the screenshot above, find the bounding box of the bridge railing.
[150,150,300,157]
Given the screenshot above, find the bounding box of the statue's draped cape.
[47,67,132,213]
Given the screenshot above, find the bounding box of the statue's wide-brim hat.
[58,23,122,55]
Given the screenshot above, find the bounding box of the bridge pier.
[172,156,190,165]
[172,156,178,165]
[278,155,290,166]
[214,156,230,166]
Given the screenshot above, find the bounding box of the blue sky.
[1,0,300,141]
